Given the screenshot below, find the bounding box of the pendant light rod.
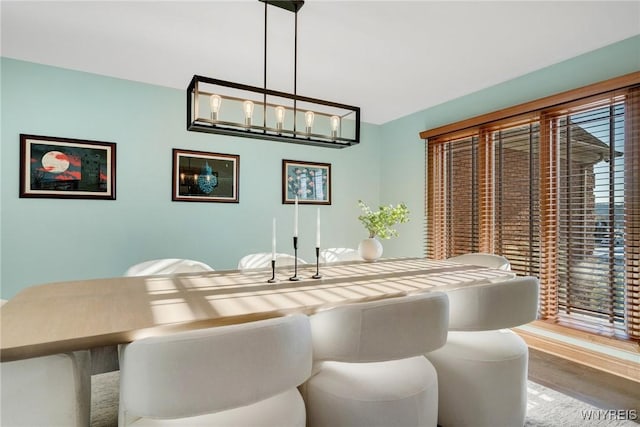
[259,0,304,13]
[187,0,361,148]
[294,7,298,98]
[263,0,302,131]
[293,7,298,133]
[263,0,268,127]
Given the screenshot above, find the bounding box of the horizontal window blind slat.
[426,80,639,340]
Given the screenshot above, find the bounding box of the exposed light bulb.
[305,111,315,134]
[330,115,340,139]
[275,106,286,132]
[243,100,254,127]
[210,94,222,121]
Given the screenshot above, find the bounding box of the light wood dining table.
[0,258,515,362]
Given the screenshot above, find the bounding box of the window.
[428,125,542,272]
[554,103,626,328]
[423,73,640,340]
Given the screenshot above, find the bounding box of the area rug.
[91,371,637,427]
[525,381,638,427]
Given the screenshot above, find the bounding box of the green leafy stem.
[358,200,410,239]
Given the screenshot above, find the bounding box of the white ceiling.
[1,1,639,124]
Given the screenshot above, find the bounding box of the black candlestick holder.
[290,236,300,281]
[312,247,322,279]
[267,259,277,283]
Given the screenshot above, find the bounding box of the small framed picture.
[172,149,239,203]
[20,134,116,199]
[282,159,331,205]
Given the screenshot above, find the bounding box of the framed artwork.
[20,134,116,199]
[282,159,331,205]
[172,149,239,203]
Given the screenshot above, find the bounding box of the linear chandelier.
[187,0,360,149]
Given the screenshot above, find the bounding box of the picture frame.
[172,149,239,203]
[20,134,116,199]
[282,159,331,205]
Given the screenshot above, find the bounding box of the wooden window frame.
[420,72,640,141]
[422,72,640,341]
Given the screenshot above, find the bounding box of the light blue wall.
[379,35,640,258]
[0,58,382,298]
[2,35,639,298]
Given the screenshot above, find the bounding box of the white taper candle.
[316,208,321,247]
[272,218,276,261]
[294,196,299,237]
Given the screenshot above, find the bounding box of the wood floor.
[528,348,640,413]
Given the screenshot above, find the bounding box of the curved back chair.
[119,314,312,426]
[319,248,362,263]
[304,292,449,427]
[447,252,511,271]
[1,351,91,426]
[124,258,214,276]
[425,276,539,427]
[237,252,307,271]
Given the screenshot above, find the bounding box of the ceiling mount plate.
[259,0,304,13]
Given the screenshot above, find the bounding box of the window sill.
[514,320,640,383]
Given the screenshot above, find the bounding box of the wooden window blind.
[625,87,640,339]
[494,124,541,277]
[423,72,640,340]
[552,101,626,334]
[426,137,480,258]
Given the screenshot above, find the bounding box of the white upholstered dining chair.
[1,351,91,426]
[124,258,214,276]
[319,247,362,263]
[102,259,214,374]
[424,276,539,427]
[237,252,307,270]
[447,252,511,270]
[304,292,449,427]
[118,314,312,426]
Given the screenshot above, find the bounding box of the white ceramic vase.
[358,237,383,262]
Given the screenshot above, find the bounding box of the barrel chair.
[304,292,449,427]
[1,351,91,426]
[425,276,539,427]
[118,314,312,426]
[319,247,362,263]
[237,252,307,270]
[124,258,214,276]
[447,252,511,271]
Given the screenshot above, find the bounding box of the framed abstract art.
[172,149,239,203]
[282,159,331,205]
[20,134,116,199]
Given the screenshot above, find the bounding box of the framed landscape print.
[172,149,239,203]
[282,159,331,205]
[20,134,116,199]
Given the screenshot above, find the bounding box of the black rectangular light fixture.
[186,0,360,149]
[187,76,360,149]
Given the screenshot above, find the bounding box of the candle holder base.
[290,236,301,281]
[312,246,322,280]
[267,259,276,283]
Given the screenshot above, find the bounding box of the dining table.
[0,257,516,362]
